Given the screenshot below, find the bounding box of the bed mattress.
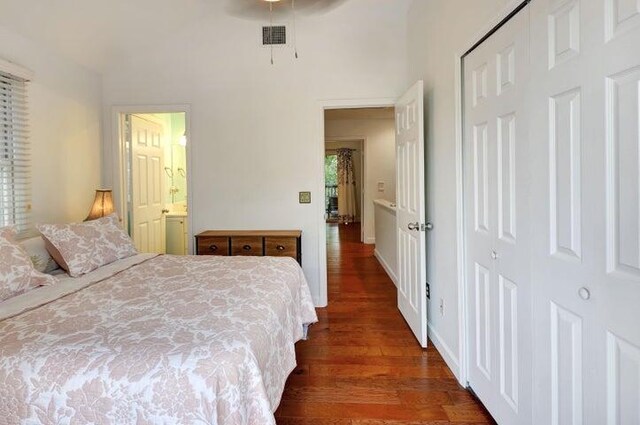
[0,254,317,424]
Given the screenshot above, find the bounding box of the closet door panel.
[530,0,640,423]
[463,7,532,424]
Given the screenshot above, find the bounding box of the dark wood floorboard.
[274,223,495,424]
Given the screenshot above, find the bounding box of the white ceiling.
[0,0,218,72]
[0,0,353,73]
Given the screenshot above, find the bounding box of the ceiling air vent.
[263,25,287,45]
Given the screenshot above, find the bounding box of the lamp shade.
[85,189,115,221]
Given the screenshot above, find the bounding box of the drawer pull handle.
[209,245,218,252]
[243,245,252,251]
[276,245,286,251]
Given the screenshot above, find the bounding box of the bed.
[0,251,317,424]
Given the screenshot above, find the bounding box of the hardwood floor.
[274,223,495,424]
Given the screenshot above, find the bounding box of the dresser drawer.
[231,236,264,256]
[195,230,301,264]
[197,237,229,256]
[265,237,298,260]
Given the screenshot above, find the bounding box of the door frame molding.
[453,0,530,387]
[110,104,192,253]
[315,97,396,307]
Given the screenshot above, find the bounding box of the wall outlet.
[439,298,445,316]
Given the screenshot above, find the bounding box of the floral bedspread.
[0,254,317,424]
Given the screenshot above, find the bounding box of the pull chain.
[292,0,298,59]
[270,2,274,65]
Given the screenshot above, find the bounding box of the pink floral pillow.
[37,214,137,278]
[0,227,57,302]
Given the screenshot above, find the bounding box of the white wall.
[325,117,396,244]
[101,0,411,306]
[145,112,188,211]
[0,25,102,228]
[374,200,397,284]
[406,0,513,378]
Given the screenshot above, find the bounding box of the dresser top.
[196,230,302,238]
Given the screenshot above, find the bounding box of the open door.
[395,81,427,347]
[130,114,166,254]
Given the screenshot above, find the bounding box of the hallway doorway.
[323,107,396,244]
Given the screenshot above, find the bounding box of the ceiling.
[0,0,353,73]
[0,0,218,71]
[325,107,395,121]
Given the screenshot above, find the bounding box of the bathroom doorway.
[119,112,189,255]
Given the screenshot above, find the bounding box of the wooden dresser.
[195,230,302,264]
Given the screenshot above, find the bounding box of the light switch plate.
[299,191,311,204]
[377,181,385,192]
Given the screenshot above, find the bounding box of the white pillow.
[0,227,57,302]
[37,214,137,278]
[19,236,60,274]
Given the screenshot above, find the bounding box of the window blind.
[0,70,30,233]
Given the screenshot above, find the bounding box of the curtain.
[337,148,357,224]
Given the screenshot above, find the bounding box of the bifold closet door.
[463,6,532,424]
[529,0,640,423]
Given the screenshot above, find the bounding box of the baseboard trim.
[374,249,397,287]
[364,237,376,244]
[428,322,463,385]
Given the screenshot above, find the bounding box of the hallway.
[274,223,494,424]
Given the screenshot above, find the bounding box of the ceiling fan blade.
[225,0,348,20]
[293,0,348,14]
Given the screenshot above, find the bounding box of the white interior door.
[529,0,640,423]
[463,6,532,424]
[130,114,166,254]
[395,80,428,348]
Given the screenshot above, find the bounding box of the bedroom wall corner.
[0,24,103,228]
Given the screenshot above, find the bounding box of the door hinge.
[426,282,431,299]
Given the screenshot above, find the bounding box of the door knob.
[425,222,434,231]
[491,250,498,260]
[408,222,419,231]
[578,287,591,300]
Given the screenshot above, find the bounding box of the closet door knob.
[491,250,498,260]
[578,287,591,301]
